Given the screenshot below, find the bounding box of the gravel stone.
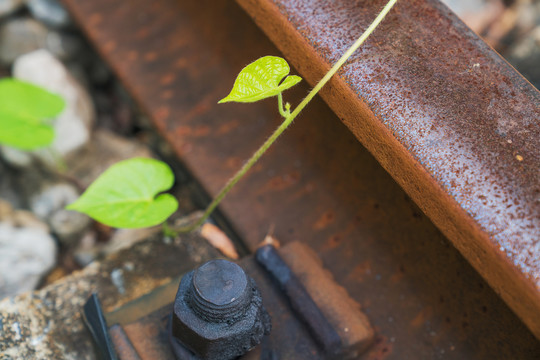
[0,0,24,19]
[30,182,90,245]
[26,0,72,29]
[11,49,96,169]
[0,17,47,66]
[0,229,219,359]
[0,221,57,299]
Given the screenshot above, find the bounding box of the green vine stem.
[278,93,291,118]
[177,0,398,233]
[46,147,68,172]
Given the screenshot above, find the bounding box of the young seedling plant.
[67,0,398,233]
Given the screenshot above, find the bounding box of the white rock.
[30,182,90,244]
[0,17,47,65]
[0,146,33,168]
[73,231,99,267]
[103,226,161,255]
[26,0,71,29]
[11,50,96,168]
[0,0,24,19]
[49,208,90,245]
[30,183,79,220]
[0,222,57,299]
[66,129,154,188]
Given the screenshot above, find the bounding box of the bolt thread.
[187,277,253,323]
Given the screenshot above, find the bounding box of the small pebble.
[11,322,21,341]
[27,0,72,29]
[123,262,135,272]
[111,268,125,295]
[0,18,48,66]
[0,0,25,19]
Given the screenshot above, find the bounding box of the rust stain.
[143,52,157,62]
[347,261,372,283]
[159,74,176,86]
[135,27,150,40]
[320,234,341,252]
[88,13,102,26]
[154,107,170,122]
[160,90,174,100]
[313,211,335,230]
[175,125,211,137]
[389,267,405,284]
[127,51,139,61]
[183,98,213,123]
[364,334,393,360]
[225,157,243,169]
[216,119,241,135]
[103,40,116,52]
[174,58,189,69]
[260,171,301,192]
[410,307,434,328]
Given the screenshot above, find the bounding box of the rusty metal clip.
[256,244,342,356]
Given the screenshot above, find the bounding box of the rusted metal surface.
[236,0,540,339]
[279,242,374,358]
[256,244,343,355]
[62,0,540,357]
[109,325,142,360]
[122,306,177,360]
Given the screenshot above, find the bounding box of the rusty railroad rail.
[62,0,540,358]
[237,0,540,338]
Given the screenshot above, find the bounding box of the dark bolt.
[189,260,250,322]
[170,259,271,360]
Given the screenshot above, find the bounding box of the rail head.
[235,0,540,338]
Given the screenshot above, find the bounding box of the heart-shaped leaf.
[0,78,65,121]
[0,78,65,150]
[219,56,302,103]
[0,111,55,150]
[67,158,179,228]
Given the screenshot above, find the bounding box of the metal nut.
[171,259,271,360]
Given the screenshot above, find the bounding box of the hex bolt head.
[194,260,247,304]
[170,259,271,360]
[189,260,251,323]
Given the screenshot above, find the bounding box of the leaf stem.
[177,0,398,232]
[162,222,178,238]
[45,147,67,172]
[277,93,290,118]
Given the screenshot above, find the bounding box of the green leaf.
[219,56,302,103]
[0,111,55,150]
[66,158,179,228]
[0,78,65,120]
[0,78,65,150]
